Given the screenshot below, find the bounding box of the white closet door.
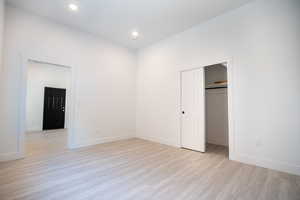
[181,68,205,152]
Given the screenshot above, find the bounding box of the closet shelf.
[206,80,227,90]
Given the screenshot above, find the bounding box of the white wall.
[0,0,4,110]
[26,62,71,132]
[206,89,228,146]
[0,0,6,160]
[205,65,228,146]
[0,5,137,160]
[0,0,3,69]
[136,0,300,175]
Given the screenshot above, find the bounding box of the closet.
[205,64,228,147]
[180,63,229,153]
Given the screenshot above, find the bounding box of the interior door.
[181,68,206,152]
[43,87,66,130]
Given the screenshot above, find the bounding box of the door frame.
[18,53,78,158]
[180,59,235,160]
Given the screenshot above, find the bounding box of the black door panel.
[43,87,66,130]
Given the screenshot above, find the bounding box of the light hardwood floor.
[0,132,299,200]
[25,129,68,157]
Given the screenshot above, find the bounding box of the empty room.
[0,0,299,199]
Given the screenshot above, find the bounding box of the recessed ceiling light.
[131,31,139,40]
[69,3,79,11]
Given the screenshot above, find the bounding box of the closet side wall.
[205,65,228,146]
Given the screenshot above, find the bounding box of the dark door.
[43,87,66,130]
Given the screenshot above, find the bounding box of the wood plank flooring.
[0,132,299,200]
[25,129,68,157]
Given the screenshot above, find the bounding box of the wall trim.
[19,53,78,158]
[0,151,24,162]
[69,135,135,149]
[136,135,180,148]
[231,153,300,176]
[136,136,300,176]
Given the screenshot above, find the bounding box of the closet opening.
[204,63,229,157]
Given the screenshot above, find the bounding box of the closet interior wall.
[205,64,229,147]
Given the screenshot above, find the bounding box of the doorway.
[180,62,231,157]
[204,63,229,156]
[25,60,71,155]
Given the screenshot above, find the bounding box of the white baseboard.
[69,135,135,149]
[136,135,180,148]
[1,135,133,161]
[3,134,299,176]
[207,140,228,147]
[0,151,24,162]
[231,153,300,176]
[136,136,300,176]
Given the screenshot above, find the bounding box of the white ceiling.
[6,0,253,49]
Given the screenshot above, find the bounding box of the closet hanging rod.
[205,87,227,90]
